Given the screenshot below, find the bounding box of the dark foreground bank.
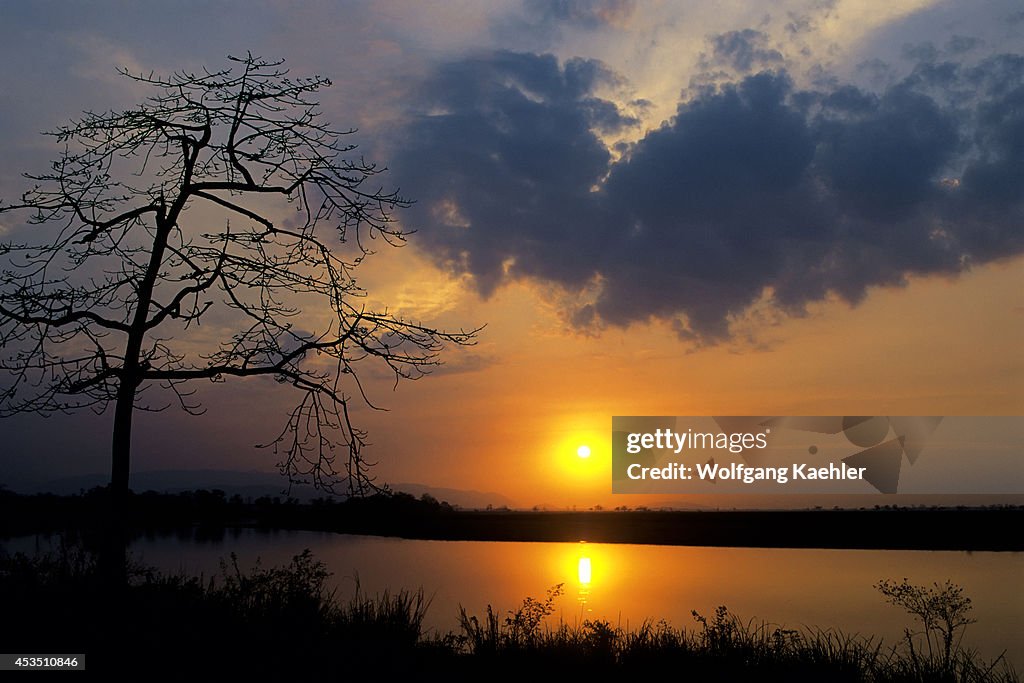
[2,488,1022,551]
[0,544,1016,681]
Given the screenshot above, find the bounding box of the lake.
[6,530,1022,667]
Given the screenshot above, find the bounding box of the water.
[7,530,1023,666]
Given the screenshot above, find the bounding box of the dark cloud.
[785,0,837,36]
[902,41,940,64]
[958,55,1024,208]
[946,35,983,54]
[703,29,784,73]
[393,51,634,296]
[492,0,635,49]
[816,84,959,220]
[522,0,635,29]
[393,49,1024,343]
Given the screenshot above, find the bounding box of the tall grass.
[0,542,434,675]
[453,595,1017,682]
[0,540,1017,681]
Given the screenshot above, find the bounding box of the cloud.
[522,0,636,29]
[392,50,635,296]
[426,351,499,377]
[393,46,1024,344]
[702,29,785,73]
[946,35,984,55]
[490,0,636,50]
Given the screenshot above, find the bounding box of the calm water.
[7,530,1023,666]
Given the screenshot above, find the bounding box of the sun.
[549,424,603,486]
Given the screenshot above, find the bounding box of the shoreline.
[2,489,1020,551]
[321,508,1023,551]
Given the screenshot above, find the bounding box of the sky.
[0,0,1021,507]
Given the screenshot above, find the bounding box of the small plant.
[692,605,740,652]
[504,583,564,646]
[340,577,432,648]
[581,619,619,654]
[875,577,979,675]
[458,583,565,653]
[216,549,335,623]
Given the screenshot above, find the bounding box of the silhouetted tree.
[0,54,477,571]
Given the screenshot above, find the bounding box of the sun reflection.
[554,541,624,621]
[578,556,592,584]
[576,543,592,613]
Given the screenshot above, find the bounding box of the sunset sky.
[0,0,1021,507]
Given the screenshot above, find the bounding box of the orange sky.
[349,249,1023,507]
[0,0,1021,506]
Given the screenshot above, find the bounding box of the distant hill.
[33,470,315,499]
[29,470,517,509]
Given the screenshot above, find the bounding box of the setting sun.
[547,426,606,492]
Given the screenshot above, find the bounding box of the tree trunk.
[101,205,170,587]
[111,379,134,498]
[102,375,137,589]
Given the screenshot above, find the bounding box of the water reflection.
[576,545,592,613]
[577,557,592,584]
[4,531,1020,667]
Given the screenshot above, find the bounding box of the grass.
[0,538,1017,681]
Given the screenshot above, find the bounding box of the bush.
[875,577,1015,682]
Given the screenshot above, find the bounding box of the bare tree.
[0,54,477,507]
